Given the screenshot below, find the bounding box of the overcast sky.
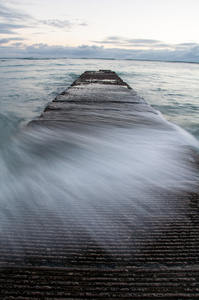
[0,0,199,61]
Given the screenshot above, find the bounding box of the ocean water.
[0,58,199,141]
[0,58,199,258]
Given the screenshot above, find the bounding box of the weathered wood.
[1,70,199,299]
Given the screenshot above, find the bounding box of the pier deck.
[1,70,199,299]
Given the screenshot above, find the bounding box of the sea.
[1,58,199,142]
[1,58,199,250]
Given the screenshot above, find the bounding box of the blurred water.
[1,58,199,195]
[0,58,199,140]
[1,121,199,253]
[1,58,199,258]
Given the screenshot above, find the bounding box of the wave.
[0,120,199,261]
[0,113,24,146]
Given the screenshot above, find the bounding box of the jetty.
[1,70,199,299]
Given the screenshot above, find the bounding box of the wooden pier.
[1,70,199,299]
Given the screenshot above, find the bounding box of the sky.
[0,0,199,61]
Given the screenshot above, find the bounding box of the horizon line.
[0,57,199,65]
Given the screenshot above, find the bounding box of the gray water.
[0,58,199,260]
[1,58,199,140]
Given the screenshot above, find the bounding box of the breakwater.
[1,70,199,299]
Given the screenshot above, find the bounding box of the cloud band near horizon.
[0,42,199,63]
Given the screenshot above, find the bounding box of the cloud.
[41,19,72,29]
[0,23,28,34]
[0,3,33,34]
[23,44,104,58]
[1,42,199,63]
[0,37,24,44]
[92,36,162,48]
[0,38,9,44]
[178,43,198,47]
[91,37,199,59]
[0,3,31,22]
[0,27,14,34]
[0,3,88,36]
[40,19,88,30]
[78,22,88,27]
